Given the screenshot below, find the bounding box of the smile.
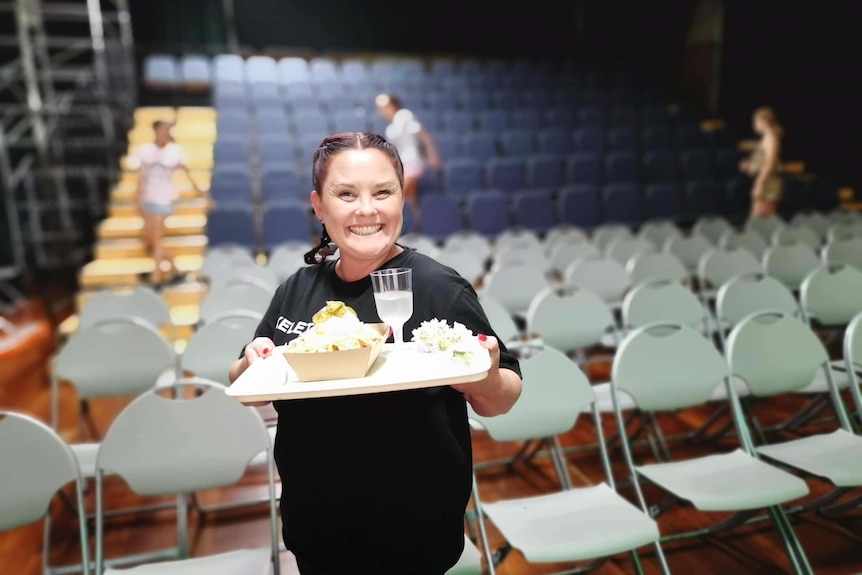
[349,225,382,236]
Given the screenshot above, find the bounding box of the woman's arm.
[417,129,442,169]
[180,163,216,210]
[452,335,522,417]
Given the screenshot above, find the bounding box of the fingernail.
[262,348,271,356]
[478,334,487,342]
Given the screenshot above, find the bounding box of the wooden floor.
[3,299,862,575]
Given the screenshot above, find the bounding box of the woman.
[375,94,442,227]
[740,107,784,218]
[229,133,521,574]
[132,120,206,283]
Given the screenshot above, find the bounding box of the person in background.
[132,120,209,283]
[229,132,521,574]
[375,94,442,229]
[740,107,784,218]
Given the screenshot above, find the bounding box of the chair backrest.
[822,236,862,270]
[745,214,784,241]
[544,226,588,255]
[478,295,519,343]
[763,241,822,290]
[638,220,681,250]
[593,223,632,252]
[435,246,485,285]
[471,346,596,442]
[201,246,255,278]
[483,263,549,314]
[844,311,862,374]
[493,242,549,272]
[663,233,713,272]
[627,252,689,284]
[772,224,821,252]
[718,229,769,261]
[564,256,631,304]
[800,263,862,326]
[726,311,829,396]
[549,241,600,273]
[199,281,274,323]
[266,242,309,282]
[612,323,730,411]
[443,231,492,264]
[211,263,281,291]
[96,382,270,495]
[692,215,732,244]
[496,228,542,253]
[698,247,761,289]
[400,233,439,257]
[0,412,82,530]
[79,287,170,330]
[181,315,261,385]
[526,286,615,351]
[606,237,656,267]
[55,318,176,399]
[716,273,800,327]
[622,280,705,329]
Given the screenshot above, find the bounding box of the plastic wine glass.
[370,268,414,348]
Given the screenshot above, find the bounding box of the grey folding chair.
[79,286,171,331]
[198,278,274,324]
[400,233,440,257]
[0,411,90,575]
[211,263,281,291]
[844,311,862,422]
[435,245,485,285]
[470,346,666,575]
[482,262,550,317]
[726,311,862,518]
[745,213,785,241]
[477,294,520,345]
[492,242,551,275]
[548,241,600,276]
[626,252,689,285]
[715,272,801,347]
[638,220,681,251]
[200,245,255,279]
[826,220,862,242]
[564,256,631,310]
[611,322,813,574]
[822,235,862,270]
[443,231,492,266]
[772,224,822,252]
[544,226,588,257]
[663,233,713,275]
[762,241,822,291]
[697,247,761,303]
[718,229,769,261]
[593,223,633,253]
[266,242,310,282]
[605,237,656,267]
[691,215,733,245]
[94,381,280,575]
[792,211,830,239]
[496,228,542,254]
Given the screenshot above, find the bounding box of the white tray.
[225,343,491,402]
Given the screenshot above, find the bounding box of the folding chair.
[470,346,666,575]
[611,322,813,573]
[198,278,274,323]
[94,381,280,575]
[1,411,91,575]
[726,311,862,518]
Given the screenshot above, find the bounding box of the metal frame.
[0,0,135,272]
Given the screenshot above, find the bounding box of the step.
[78,257,155,288]
[95,235,208,259]
[173,254,204,274]
[162,281,208,308]
[108,198,209,218]
[97,215,206,240]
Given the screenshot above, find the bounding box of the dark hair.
[152,120,172,131]
[304,132,404,265]
[311,132,404,192]
[376,93,403,111]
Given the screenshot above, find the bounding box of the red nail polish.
[262,348,271,356]
[478,334,487,342]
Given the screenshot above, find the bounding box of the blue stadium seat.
[544,107,575,130]
[293,114,332,135]
[606,127,638,152]
[214,54,245,84]
[605,151,639,183]
[714,147,745,179]
[641,149,677,183]
[208,203,255,248]
[677,149,715,181]
[479,111,508,134]
[683,180,721,217]
[577,106,605,129]
[526,155,565,188]
[487,158,524,193]
[421,196,464,240]
[512,190,556,232]
[644,183,682,220]
[180,55,211,87]
[521,89,550,108]
[466,192,509,237]
[309,58,338,82]
[566,153,603,186]
[573,128,604,154]
[255,114,290,136]
[608,106,637,128]
[537,129,572,155]
[460,92,490,113]
[331,111,370,133]
[724,178,751,218]
[262,166,303,201]
[499,131,534,157]
[462,133,497,163]
[559,185,601,229]
[263,201,312,246]
[418,169,442,195]
[278,57,311,84]
[640,104,668,127]
[324,93,358,113]
[445,159,483,194]
[213,138,249,165]
[210,166,252,203]
[143,54,178,88]
[245,56,278,84]
[641,126,672,149]
[602,183,642,225]
[440,110,474,133]
[510,109,541,131]
[340,60,369,82]
[674,124,709,149]
[491,90,519,109]
[216,114,249,138]
[433,132,460,162]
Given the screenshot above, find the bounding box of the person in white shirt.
[375,94,442,228]
[131,120,206,283]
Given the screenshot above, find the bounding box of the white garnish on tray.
[411,319,483,365]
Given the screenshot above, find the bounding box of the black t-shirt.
[246,249,520,569]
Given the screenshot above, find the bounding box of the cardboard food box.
[282,323,389,382]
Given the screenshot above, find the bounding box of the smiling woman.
[228,131,522,575]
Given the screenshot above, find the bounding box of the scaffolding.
[0,0,136,276]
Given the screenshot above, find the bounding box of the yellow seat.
[134,107,176,124]
[94,238,148,259]
[78,257,156,288]
[176,107,216,123]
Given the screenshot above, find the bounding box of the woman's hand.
[739,159,751,173]
[229,336,276,406]
[427,154,442,170]
[451,334,522,417]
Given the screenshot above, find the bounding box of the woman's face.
[154,124,172,145]
[310,148,403,265]
[753,115,766,135]
[376,103,396,122]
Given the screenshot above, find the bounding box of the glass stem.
[392,325,404,347]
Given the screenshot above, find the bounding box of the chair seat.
[446,535,482,575]
[796,361,853,394]
[71,442,101,478]
[583,382,636,413]
[709,377,750,401]
[481,483,659,563]
[757,429,862,488]
[249,427,277,467]
[636,448,809,512]
[104,547,272,575]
